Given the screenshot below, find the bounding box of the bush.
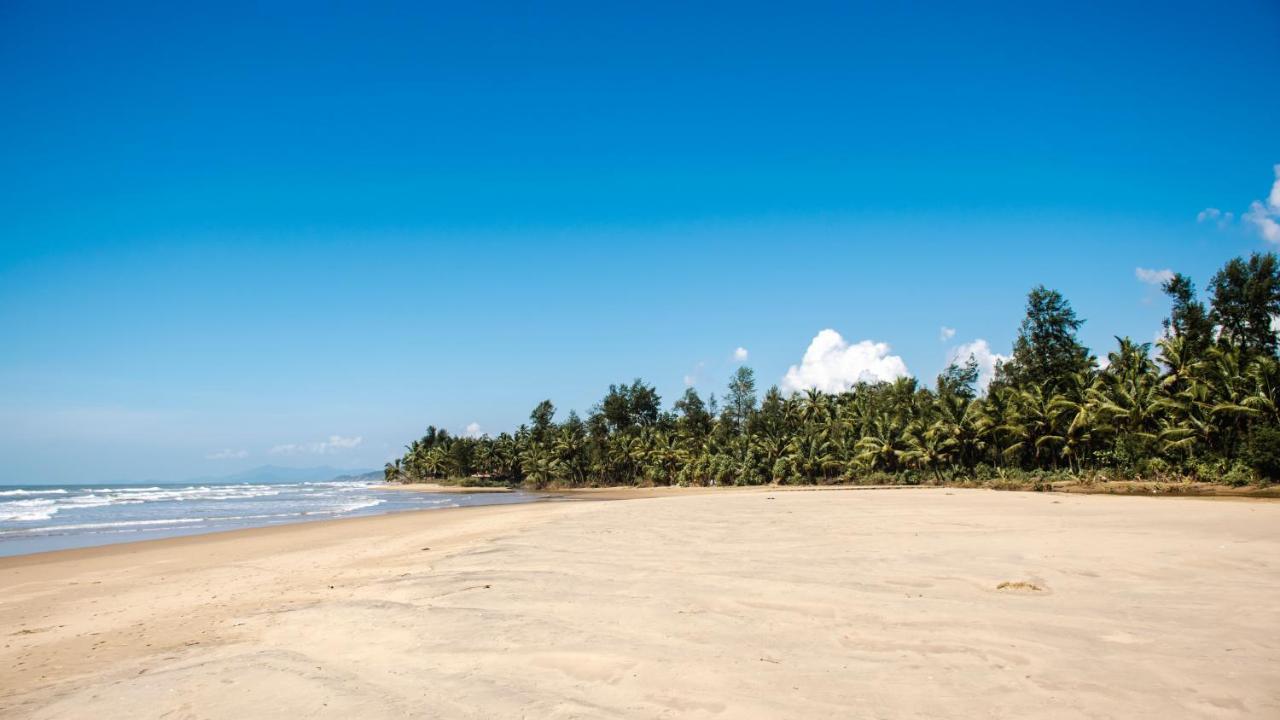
[1222,462,1256,488]
[1243,426,1280,481]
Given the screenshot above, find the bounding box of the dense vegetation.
[388,253,1280,489]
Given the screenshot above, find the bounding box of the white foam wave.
[0,488,69,497]
[0,512,207,535]
[0,498,59,522]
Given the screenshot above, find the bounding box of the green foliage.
[1243,425,1280,481]
[1161,273,1213,358]
[390,253,1280,490]
[997,286,1093,392]
[1209,253,1280,359]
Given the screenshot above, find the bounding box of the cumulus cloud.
[1135,267,1174,286]
[205,448,247,460]
[1246,199,1280,244]
[939,326,956,342]
[947,339,1009,393]
[464,422,483,438]
[733,347,749,362]
[782,329,909,393]
[270,435,364,455]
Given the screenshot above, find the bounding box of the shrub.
[1222,462,1256,488]
[1243,426,1280,481]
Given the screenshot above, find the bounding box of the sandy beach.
[2,487,1278,719]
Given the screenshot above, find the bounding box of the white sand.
[2,488,1278,718]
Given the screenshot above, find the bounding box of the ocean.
[0,480,539,558]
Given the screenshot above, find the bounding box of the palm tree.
[383,459,402,483]
[904,425,955,482]
[520,446,561,489]
[855,413,910,473]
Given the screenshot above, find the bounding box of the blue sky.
[2,1,1279,483]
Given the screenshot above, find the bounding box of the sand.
[2,488,1278,719]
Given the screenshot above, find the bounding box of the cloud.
[733,347,749,362]
[1199,165,1280,242]
[1210,163,1280,244]
[205,448,247,460]
[782,329,909,393]
[939,326,956,342]
[464,422,483,438]
[270,435,364,455]
[947,339,1009,393]
[1135,267,1174,286]
[1246,199,1280,244]
[1197,207,1235,229]
[682,360,707,387]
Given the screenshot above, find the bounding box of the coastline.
[376,481,516,494]
[3,488,1278,718]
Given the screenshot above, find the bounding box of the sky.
[2,1,1279,483]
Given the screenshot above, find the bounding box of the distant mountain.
[331,470,384,482]
[186,465,378,485]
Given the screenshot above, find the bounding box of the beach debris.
[996,581,1044,593]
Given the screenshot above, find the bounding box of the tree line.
[388,252,1280,488]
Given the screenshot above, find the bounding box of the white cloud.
[464,422,483,438]
[1135,267,1174,286]
[682,360,706,387]
[1197,207,1235,229]
[947,339,1009,393]
[205,448,247,460]
[782,329,909,394]
[1246,200,1280,244]
[733,347,749,362]
[1215,163,1280,245]
[939,326,956,342]
[270,435,364,455]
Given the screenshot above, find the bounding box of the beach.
[2,487,1278,719]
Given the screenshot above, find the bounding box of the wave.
[0,497,390,536]
[0,517,209,535]
[0,499,60,522]
[0,488,69,497]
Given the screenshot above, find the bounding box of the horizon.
[3,2,1280,484]
[0,463,381,487]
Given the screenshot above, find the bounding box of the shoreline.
[4,482,1275,566]
[0,496,554,569]
[376,481,516,493]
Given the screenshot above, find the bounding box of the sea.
[0,480,539,558]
